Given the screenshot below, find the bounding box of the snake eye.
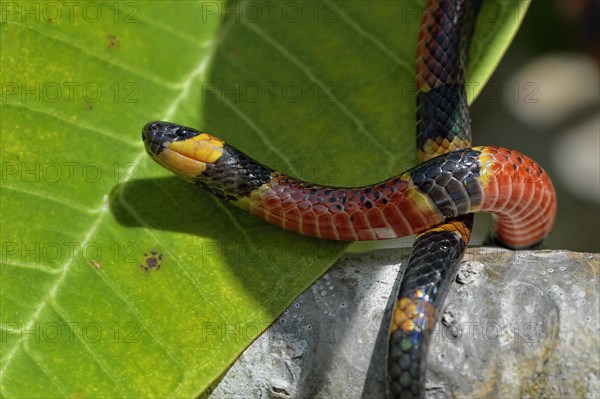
[143,121,199,142]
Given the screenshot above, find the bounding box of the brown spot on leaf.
[107,34,119,50]
[141,251,163,272]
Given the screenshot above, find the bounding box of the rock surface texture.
[210,248,599,398]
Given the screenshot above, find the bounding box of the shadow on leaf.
[109,176,345,313]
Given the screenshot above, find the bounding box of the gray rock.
[210,249,599,398]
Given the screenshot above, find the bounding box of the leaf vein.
[22,344,70,397]
[325,0,412,72]
[1,259,61,275]
[4,21,182,88]
[2,184,98,215]
[241,20,394,159]
[2,102,139,148]
[50,301,128,395]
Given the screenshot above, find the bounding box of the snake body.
[390,1,479,396]
[142,1,556,397]
[143,126,555,249]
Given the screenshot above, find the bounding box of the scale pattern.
[390,1,479,396]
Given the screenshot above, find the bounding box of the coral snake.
[142,0,556,397]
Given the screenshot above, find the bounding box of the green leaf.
[468,0,531,101]
[0,0,528,396]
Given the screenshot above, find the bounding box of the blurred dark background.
[471,0,600,252]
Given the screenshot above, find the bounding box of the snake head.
[142,121,274,201]
[142,121,225,181]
